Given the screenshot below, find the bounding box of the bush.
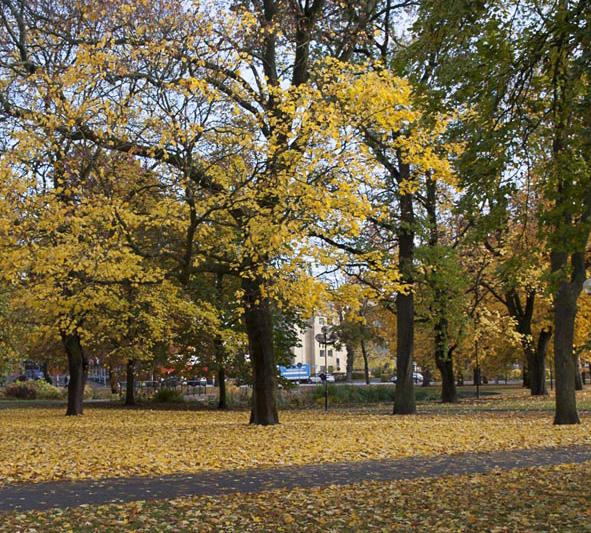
[34,380,64,400]
[5,381,37,399]
[153,388,185,403]
[313,384,396,405]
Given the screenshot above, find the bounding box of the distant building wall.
[291,316,347,375]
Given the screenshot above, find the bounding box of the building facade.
[291,316,347,375]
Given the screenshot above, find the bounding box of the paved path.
[1,445,590,512]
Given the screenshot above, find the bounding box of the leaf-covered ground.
[0,398,590,486]
[2,462,590,532]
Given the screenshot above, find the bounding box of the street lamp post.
[315,325,337,412]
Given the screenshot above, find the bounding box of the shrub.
[313,384,396,405]
[83,384,94,400]
[34,380,64,400]
[5,381,37,399]
[153,388,185,403]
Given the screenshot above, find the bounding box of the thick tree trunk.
[125,358,136,406]
[393,168,416,415]
[434,306,457,402]
[552,270,580,424]
[436,346,458,403]
[62,332,87,416]
[522,363,530,388]
[345,342,355,383]
[437,357,457,403]
[530,328,551,395]
[242,277,279,425]
[360,338,370,385]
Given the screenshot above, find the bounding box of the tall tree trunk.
[125,358,136,406]
[217,364,227,410]
[242,277,279,425]
[549,2,585,424]
[360,338,370,385]
[531,328,551,395]
[62,332,87,416]
[345,342,355,383]
[393,161,416,415]
[425,177,456,402]
[552,260,581,424]
[436,345,458,403]
[214,273,228,410]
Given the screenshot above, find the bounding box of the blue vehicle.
[278,364,311,383]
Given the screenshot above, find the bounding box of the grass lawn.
[2,462,590,532]
[0,388,589,486]
[0,387,589,532]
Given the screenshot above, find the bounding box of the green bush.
[313,384,396,405]
[34,380,64,400]
[5,381,37,399]
[153,388,185,403]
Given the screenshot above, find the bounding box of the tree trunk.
[425,177,456,402]
[345,342,355,383]
[473,366,481,386]
[436,346,458,403]
[360,338,370,385]
[217,365,227,410]
[393,164,416,415]
[125,358,136,406]
[530,328,551,395]
[574,354,583,391]
[434,305,457,402]
[62,332,87,416]
[214,273,228,409]
[552,270,580,424]
[242,277,279,425]
[522,363,530,388]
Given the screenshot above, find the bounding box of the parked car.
[390,372,423,384]
[161,376,187,387]
[310,373,336,384]
[187,377,207,387]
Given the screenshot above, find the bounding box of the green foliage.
[153,388,185,403]
[4,380,64,400]
[4,382,38,400]
[34,381,64,400]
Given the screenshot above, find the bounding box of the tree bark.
[436,346,458,403]
[217,364,227,410]
[242,277,279,425]
[531,328,551,395]
[425,177,456,402]
[125,358,136,406]
[360,338,370,385]
[62,332,87,416]
[393,161,416,415]
[552,262,581,424]
[345,342,355,383]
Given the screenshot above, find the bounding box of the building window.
[328,349,333,357]
[336,357,340,366]
[319,317,325,325]
[320,350,325,357]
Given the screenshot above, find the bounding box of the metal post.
[475,339,480,400]
[324,332,328,412]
